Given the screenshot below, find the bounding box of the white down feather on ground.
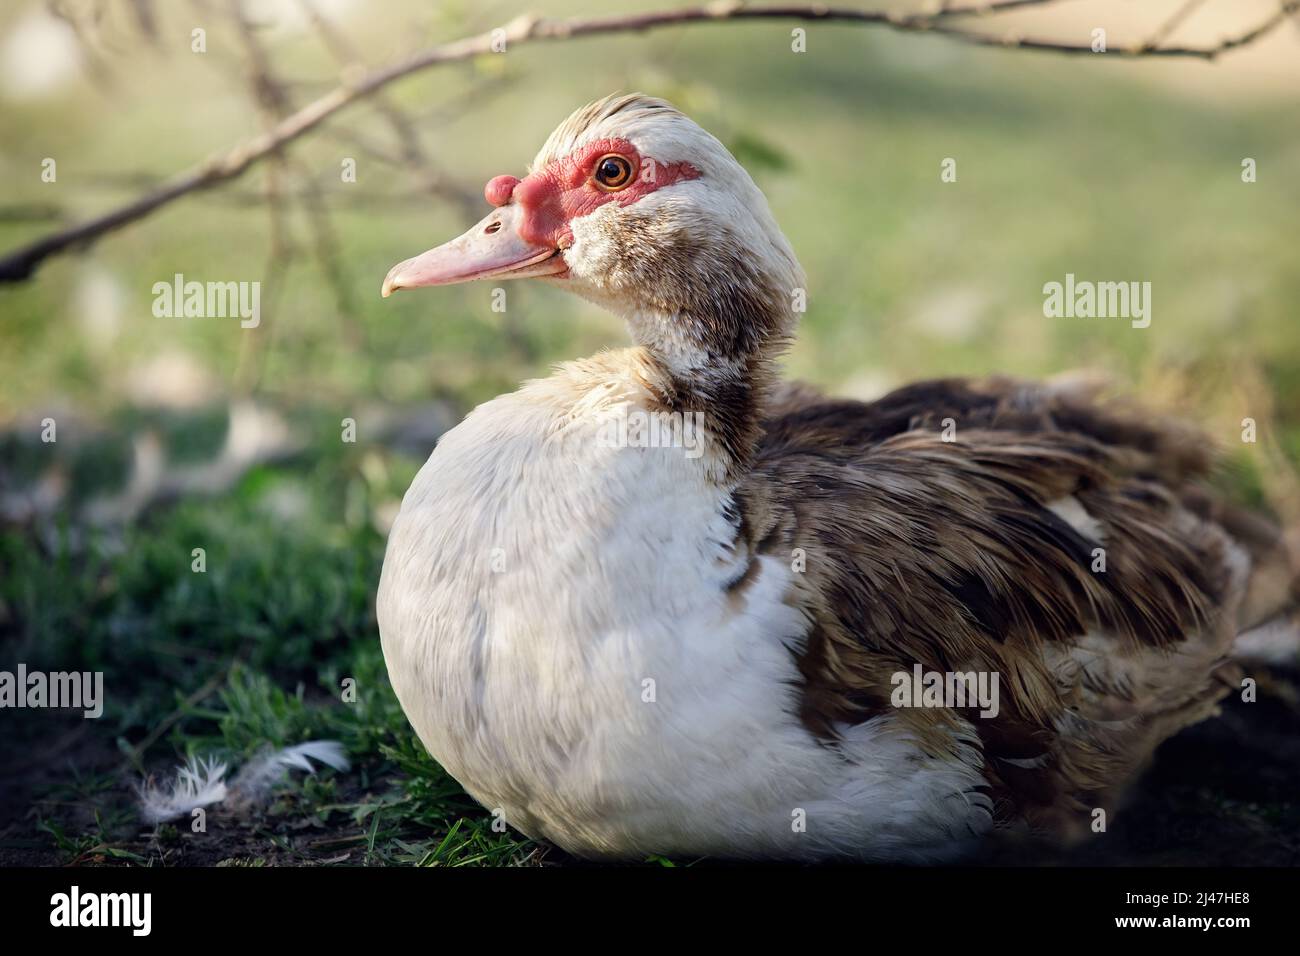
[137,741,349,824]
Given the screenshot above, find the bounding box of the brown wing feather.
[742,376,1283,840]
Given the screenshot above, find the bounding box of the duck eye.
[593,154,634,191]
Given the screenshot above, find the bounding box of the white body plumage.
[376,355,992,861]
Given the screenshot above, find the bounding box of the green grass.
[0,431,546,866]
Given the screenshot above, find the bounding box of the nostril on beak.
[484,221,502,235]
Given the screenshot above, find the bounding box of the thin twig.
[292,157,368,351]
[296,0,480,218]
[228,0,296,394]
[1139,0,1209,52]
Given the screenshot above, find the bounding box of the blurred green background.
[1,0,1298,865]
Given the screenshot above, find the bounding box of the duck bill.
[381,204,565,297]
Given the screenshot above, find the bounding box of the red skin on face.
[482,138,701,249]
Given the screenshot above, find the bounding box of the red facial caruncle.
[381,138,700,297]
[485,138,700,249]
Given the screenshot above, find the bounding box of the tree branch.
[2,0,1295,283]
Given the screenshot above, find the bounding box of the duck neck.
[626,276,798,482]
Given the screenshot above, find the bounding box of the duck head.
[382,93,805,381]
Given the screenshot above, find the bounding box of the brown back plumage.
[738,376,1296,841]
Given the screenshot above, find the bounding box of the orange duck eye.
[592,154,635,191]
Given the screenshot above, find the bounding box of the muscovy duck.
[376,93,1297,861]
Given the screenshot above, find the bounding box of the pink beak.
[381,202,566,297]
